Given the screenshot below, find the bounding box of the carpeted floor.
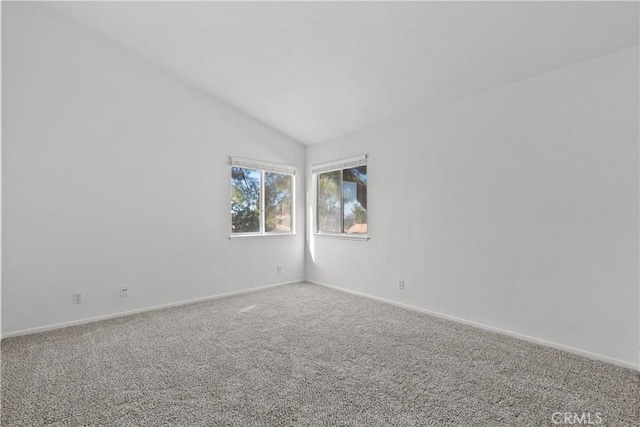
[1,282,638,426]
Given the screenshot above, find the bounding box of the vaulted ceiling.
[42,1,639,145]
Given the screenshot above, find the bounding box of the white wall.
[306,47,639,368]
[2,3,305,336]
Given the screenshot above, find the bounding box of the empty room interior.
[1,1,639,426]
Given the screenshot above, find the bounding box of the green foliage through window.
[231,165,294,235]
[317,166,367,234]
[265,172,292,233]
[231,167,260,233]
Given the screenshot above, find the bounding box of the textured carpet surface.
[1,283,638,426]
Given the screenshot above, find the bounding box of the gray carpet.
[1,283,638,426]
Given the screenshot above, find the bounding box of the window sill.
[229,233,296,240]
[313,233,369,241]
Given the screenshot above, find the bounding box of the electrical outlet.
[73,293,82,304]
[120,286,129,297]
[277,265,282,273]
[398,280,405,290]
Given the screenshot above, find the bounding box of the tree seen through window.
[317,166,367,234]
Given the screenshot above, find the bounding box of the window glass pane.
[231,166,260,233]
[343,166,367,234]
[317,170,342,233]
[265,172,292,233]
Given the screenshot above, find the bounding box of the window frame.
[312,155,369,241]
[229,157,296,239]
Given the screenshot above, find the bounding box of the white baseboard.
[2,280,303,340]
[306,280,639,371]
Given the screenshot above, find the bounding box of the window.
[314,155,368,237]
[230,157,295,236]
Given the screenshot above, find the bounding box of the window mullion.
[260,170,265,234]
[340,170,344,233]
[317,174,321,233]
